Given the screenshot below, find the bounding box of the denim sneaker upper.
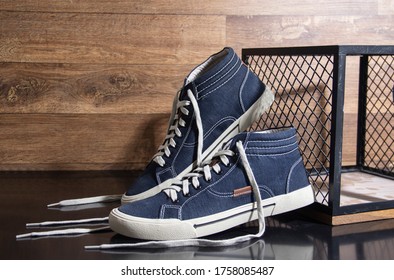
[122,47,274,203]
[110,127,315,241]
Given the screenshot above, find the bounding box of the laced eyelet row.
[152,89,204,168]
[162,147,237,203]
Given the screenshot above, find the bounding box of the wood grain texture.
[0,1,393,171]
[0,0,381,16]
[331,218,394,236]
[301,207,394,225]
[227,15,394,53]
[0,113,169,170]
[0,12,225,64]
[0,62,193,113]
[332,209,394,225]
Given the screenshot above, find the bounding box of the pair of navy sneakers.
[18,47,314,248]
[103,47,314,248]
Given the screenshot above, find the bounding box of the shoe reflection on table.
[94,218,314,260]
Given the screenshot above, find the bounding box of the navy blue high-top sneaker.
[109,127,314,241]
[122,47,274,204]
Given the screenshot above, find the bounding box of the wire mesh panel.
[243,46,394,218]
[363,55,394,176]
[245,53,334,206]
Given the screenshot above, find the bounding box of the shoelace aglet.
[47,202,60,207]
[84,244,129,250]
[16,232,35,240]
[85,244,106,250]
[26,217,109,228]
[47,194,122,208]
[26,222,41,228]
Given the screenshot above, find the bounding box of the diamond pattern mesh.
[245,54,334,205]
[363,55,394,175]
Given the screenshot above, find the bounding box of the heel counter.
[286,156,310,193]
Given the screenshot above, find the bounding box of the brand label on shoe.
[233,186,252,197]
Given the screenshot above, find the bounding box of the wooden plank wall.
[0,0,393,170]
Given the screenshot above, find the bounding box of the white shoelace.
[85,141,266,250]
[16,217,110,240]
[46,89,203,208]
[153,89,204,167]
[26,217,109,228]
[16,226,111,240]
[163,149,234,202]
[47,195,122,208]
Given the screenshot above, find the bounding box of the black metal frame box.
[243,45,393,225]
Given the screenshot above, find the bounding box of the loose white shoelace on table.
[16,217,110,239]
[46,89,203,208]
[16,226,111,240]
[25,217,110,228]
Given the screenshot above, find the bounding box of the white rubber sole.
[121,87,275,204]
[111,185,314,241]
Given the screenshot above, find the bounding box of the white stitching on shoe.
[160,205,181,219]
[286,157,304,194]
[246,134,296,145]
[183,116,237,147]
[246,147,299,157]
[246,142,298,150]
[239,69,250,112]
[198,62,243,100]
[197,56,240,93]
[196,51,237,89]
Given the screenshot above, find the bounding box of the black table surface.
[1,171,394,260]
